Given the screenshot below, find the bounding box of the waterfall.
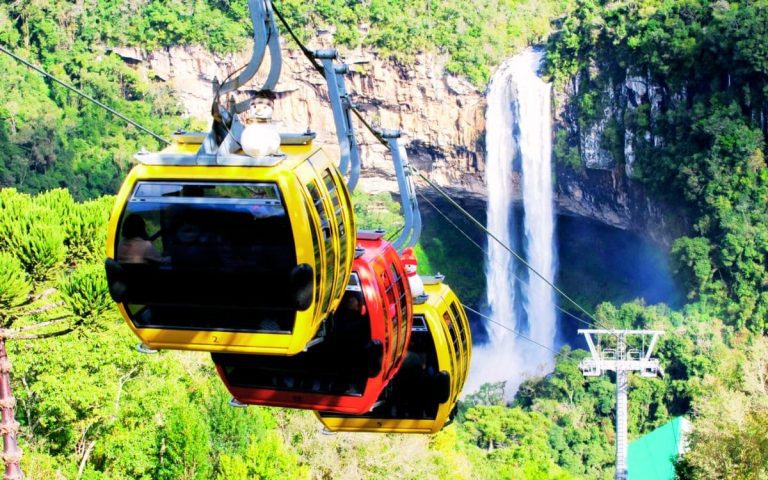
[519,50,557,359]
[467,48,558,397]
[484,59,517,347]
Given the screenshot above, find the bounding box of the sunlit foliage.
[547,0,768,332]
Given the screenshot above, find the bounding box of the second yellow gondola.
[105,132,355,355]
[315,275,471,433]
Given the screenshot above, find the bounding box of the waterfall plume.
[467,48,558,398]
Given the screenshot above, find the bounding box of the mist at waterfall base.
[460,207,682,397]
[554,214,683,347]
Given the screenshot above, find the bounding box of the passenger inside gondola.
[117,214,168,264]
[110,181,304,333]
[353,315,442,419]
[215,288,375,396]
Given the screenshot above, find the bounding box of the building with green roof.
[627,417,691,479]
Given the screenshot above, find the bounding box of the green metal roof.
[628,417,689,480]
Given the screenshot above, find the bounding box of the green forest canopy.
[3,188,765,479]
[0,0,767,478]
[547,0,768,334]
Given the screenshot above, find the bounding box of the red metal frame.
[212,233,413,414]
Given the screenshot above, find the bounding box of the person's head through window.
[118,214,167,264]
[345,294,361,313]
[122,214,149,240]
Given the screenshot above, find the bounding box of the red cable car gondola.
[211,230,413,414]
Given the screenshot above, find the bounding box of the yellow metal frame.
[106,141,355,355]
[316,280,472,434]
[291,155,356,326]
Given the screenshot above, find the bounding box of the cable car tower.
[578,329,664,480]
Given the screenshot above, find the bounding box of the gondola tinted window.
[449,301,469,382]
[306,180,336,315]
[303,198,323,311]
[391,264,409,359]
[443,310,460,394]
[322,315,441,420]
[213,283,373,397]
[323,170,348,303]
[109,181,306,333]
[382,270,399,373]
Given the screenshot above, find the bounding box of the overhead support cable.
[250,2,621,337]
[271,2,325,75]
[0,44,171,146]
[412,169,605,329]
[461,303,576,362]
[418,191,603,331]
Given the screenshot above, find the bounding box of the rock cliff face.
[552,64,690,245]
[555,63,689,245]
[111,42,681,243]
[556,166,687,245]
[110,42,486,195]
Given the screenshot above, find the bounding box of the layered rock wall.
[553,64,690,245]
[110,42,486,195]
[111,42,683,243]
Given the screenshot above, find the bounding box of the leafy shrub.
[0,189,31,252]
[3,207,67,282]
[58,264,112,325]
[64,196,114,264]
[0,189,115,279]
[0,251,31,311]
[0,189,71,280]
[34,188,75,221]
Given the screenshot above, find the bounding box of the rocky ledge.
[110,42,683,244]
[109,42,486,196]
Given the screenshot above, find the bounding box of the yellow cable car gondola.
[315,275,472,434]
[105,131,355,355]
[103,0,363,356]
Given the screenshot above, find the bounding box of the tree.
[155,404,212,480]
[677,337,768,479]
[0,188,111,479]
[462,405,573,478]
[215,432,307,480]
[462,381,506,408]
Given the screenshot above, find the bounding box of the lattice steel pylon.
[578,329,664,480]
